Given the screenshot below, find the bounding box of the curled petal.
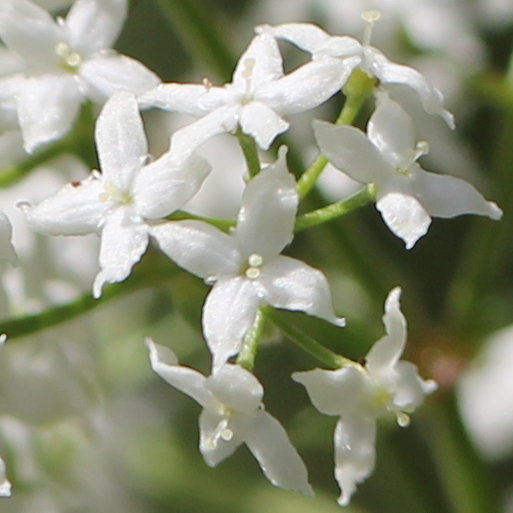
[245,410,314,495]
[393,361,437,412]
[376,192,431,249]
[256,22,331,54]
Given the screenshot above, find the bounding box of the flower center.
[396,141,430,176]
[244,253,263,279]
[99,181,133,206]
[204,407,235,450]
[55,42,82,73]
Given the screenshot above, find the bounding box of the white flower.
[151,148,344,369]
[0,0,160,153]
[146,338,314,496]
[257,17,455,127]
[21,91,210,298]
[314,95,502,248]
[140,31,352,150]
[293,287,436,506]
[0,211,18,266]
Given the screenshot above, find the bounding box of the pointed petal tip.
[489,202,503,220]
[145,337,179,368]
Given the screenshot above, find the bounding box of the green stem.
[268,310,351,369]
[165,210,235,232]
[297,69,376,198]
[236,131,261,178]
[236,306,269,371]
[295,184,376,231]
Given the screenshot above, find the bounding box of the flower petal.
[0,211,18,265]
[314,120,391,185]
[0,458,11,497]
[17,74,82,153]
[150,220,240,279]
[256,22,331,54]
[79,53,160,101]
[239,101,288,150]
[376,192,431,249]
[334,416,376,506]
[93,207,149,297]
[236,148,297,259]
[145,337,214,409]
[95,91,147,187]
[393,361,436,412]
[65,0,127,55]
[203,277,261,370]
[245,410,314,495]
[0,0,61,68]
[134,153,211,219]
[258,255,344,326]
[414,168,502,220]
[21,175,107,235]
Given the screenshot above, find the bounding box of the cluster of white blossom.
[0,0,505,508]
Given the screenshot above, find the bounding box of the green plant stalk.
[236,131,261,178]
[236,306,269,371]
[295,184,376,231]
[297,69,376,198]
[269,310,351,368]
[165,211,235,232]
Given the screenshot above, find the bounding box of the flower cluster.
[0,1,504,508]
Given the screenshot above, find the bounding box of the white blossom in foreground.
[0,0,159,153]
[140,31,353,150]
[21,92,210,298]
[257,14,455,128]
[151,148,344,369]
[314,95,502,248]
[0,336,11,497]
[146,338,313,496]
[293,287,436,506]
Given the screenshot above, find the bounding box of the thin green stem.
[297,69,376,198]
[236,306,269,371]
[268,310,351,369]
[165,211,235,232]
[295,184,376,231]
[236,131,261,178]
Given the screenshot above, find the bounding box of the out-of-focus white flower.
[0,212,17,266]
[140,31,353,150]
[257,16,455,127]
[293,287,436,506]
[0,338,11,497]
[0,0,159,153]
[314,94,501,248]
[146,338,313,495]
[151,148,344,369]
[21,92,210,298]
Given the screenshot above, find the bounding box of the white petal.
[80,54,160,102]
[314,120,391,185]
[414,169,502,220]
[236,148,297,259]
[262,56,359,115]
[376,192,431,249]
[95,91,146,187]
[21,175,108,235]
[393,361,436,411]
[93,207,149,297]
[17,74,82,153]
[0,211,18,265]
[203,277,261,370]
[334,416,377,506]
[258,256,344,326]
[366,287,407,375]
[65,0,127,55]
[293,366,366,416]
[134,153,211,219]
[368,95,415,168]
[232,33,283,91]
[0,458,11,497]
[245,410,314,495]
[138,83,212,116]
[257,23,331,54]
[366,47,454,128]
[150,220,240,279]
[239,101,288,150]
[206,364,263,413]
[0,0,61,68]
[145,338,214,409]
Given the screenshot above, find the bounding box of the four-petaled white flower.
[314,94,502,248]
[151,148,344,369]
[0,0,159,153]
[140,31,354,150]
[146,338,314,496]
[293,287,437,506]
[257,15,455,128]
[21,91,211,298]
